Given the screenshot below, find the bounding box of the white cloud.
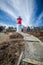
[0,0,37,26]
[0,22,16,28]
[0,22,8,27]
[35,12,43,26]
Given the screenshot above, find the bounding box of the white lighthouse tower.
[17,17,22,32]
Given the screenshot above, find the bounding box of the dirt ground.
[0,32,25,65]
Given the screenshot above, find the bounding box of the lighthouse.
[17,17,22,32]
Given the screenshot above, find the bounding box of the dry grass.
[0,33,9,43]
[9,32,23,39]
[0,32,25,65]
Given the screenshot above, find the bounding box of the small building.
[23,26,30,32]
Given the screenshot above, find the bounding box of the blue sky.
[0,9,16,27]
[0,0,43,27]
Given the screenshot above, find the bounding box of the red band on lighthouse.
[17,17,22,24]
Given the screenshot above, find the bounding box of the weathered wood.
[17,51,23,65]
[9,39,39,42]
[22,58,43,65]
